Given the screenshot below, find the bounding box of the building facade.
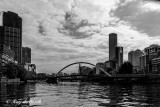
[152,57,160,73]
[115,46,123,68]
[22,47,31,64]
[144,44,160,73]
[144,44,160,55]
[139,55,146,73]
[0,44,15,65]
[128,49,143,70]
[109,33,117,61]
[105,60,117,69]
[0,11,22,63]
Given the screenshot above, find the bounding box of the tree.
[17,66,28,81]
[25,71,37,80]
[3,62,18,79]
[118,61,133,74]
[107,67,112,74]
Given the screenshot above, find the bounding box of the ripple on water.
[1,83,160,107]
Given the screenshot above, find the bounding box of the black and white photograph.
[1,0,160,107]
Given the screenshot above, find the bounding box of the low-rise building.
[24,63,36,72]
[81,66,93,75]
[105,60,116,69]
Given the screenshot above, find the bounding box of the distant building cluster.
[0,11,36,72]
[129,44,160,74]
[96,33,123,74]
[95,32,160,74]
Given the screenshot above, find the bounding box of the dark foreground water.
[1,82,160,107]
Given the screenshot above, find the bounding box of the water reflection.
[0,83,7,104]
[1,82,160,107]
[0,83,36,107]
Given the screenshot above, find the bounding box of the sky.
[0,0,160,74]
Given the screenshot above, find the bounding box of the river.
[0,82,160,107]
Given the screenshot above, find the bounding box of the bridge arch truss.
[57,62,95,74]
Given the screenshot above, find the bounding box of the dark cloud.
[110,0,141,20]
[34,43,78,53]
[129,11,160,36]
[96,43,108,50]
[110,0,160,36]
[58,5,97,39]
[38,21,46,36]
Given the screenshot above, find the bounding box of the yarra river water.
[1,82,160,107]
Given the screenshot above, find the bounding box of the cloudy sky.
[0,0,160,74]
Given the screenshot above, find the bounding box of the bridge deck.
[53,74,160,83]
[57,74,160,78]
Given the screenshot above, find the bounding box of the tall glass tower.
[0,11,22,63]
[115,46,123,68]
[109,33,117,61]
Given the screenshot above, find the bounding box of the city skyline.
[0,0,160,73]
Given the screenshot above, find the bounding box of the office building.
[144,44,160,59]
[109,33,117,61]
[128,49,143,70]
[152,57,160,73]
[139,55,146,73]
[115,46,123,68]
[0,11,22,63]
[22,47,31,64]
[144,44,160,73]
[0,44,15,65]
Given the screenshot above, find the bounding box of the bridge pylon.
[78,63,82,75]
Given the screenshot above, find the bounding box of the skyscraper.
[109,33,117,61]
[22,47,31,64]
[0,11,22,63]
[115,46,123,68]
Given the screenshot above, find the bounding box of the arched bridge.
[57,62,95,74]
[57,62,112,77]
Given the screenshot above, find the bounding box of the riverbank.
[0,76,39,83]
[57,74,160,84]
[0,77,21,83]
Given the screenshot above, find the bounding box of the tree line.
[0,62,36,80]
